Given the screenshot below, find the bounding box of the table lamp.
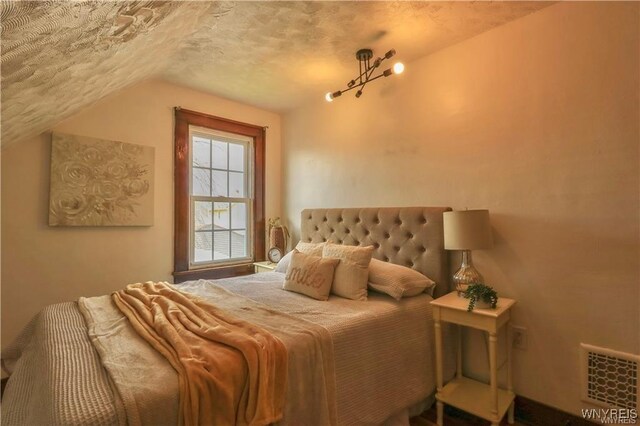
[443,209,493,295]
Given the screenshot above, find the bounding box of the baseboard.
[515,396,596,426]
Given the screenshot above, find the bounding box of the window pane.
[213,202,230,230]
[212,170,228,197]
[213,231,230,260]
[229,172,244,197]
[231,203,246,229]
[192,137,210,168]
[194,232,212,262]
[229,143,245,172]
[194,201,212,231]
[192,168,211,196]
[231,230,247,258]
[212,141,227,169]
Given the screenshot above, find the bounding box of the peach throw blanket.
[111,281,287,426]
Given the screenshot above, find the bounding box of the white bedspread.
[2,272,454,426]
[181,273,446,425]
[1,302,124,426]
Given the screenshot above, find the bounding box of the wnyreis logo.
[582,408,638,424]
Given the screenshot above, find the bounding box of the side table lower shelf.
[437,377,515,422]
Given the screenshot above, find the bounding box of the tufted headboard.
[300,207,452,298]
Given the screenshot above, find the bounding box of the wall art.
[49,132,154,226]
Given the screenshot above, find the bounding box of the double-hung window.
[174,108,265,281]
[191,128,251,264]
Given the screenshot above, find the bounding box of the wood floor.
[410,395,598,426]
[410,404,526,426]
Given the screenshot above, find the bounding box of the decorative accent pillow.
[322,244,374,301]
[275,241,326,273]
[295,241,325,256]
[283,250,339,301]
[368,259,436,300]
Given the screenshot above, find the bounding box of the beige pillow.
[275,241,326,273]
[295,241,325,256]
[322,244,374,301]
[283,250,339,301]
[368,259,436,300]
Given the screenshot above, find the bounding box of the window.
[174,108,265,281]
[192,128,252,264]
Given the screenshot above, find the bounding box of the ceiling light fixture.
[325,48,404,102]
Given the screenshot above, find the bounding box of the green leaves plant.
[463,283,498,312]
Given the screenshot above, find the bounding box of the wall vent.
[580,343,639,410]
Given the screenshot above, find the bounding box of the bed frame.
[300,207,452,297]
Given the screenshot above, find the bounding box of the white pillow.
[368,259,436,300]
[275,241,326,273]
[322,244,374,301]
[274,250,293,273]
[283,250,339,301]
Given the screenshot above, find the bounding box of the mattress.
[2,272,455,425]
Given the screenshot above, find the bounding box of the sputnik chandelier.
[325,48,404,102]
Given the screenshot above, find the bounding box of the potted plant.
[463,283,498,312]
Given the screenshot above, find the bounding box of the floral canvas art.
[49,133,154,226]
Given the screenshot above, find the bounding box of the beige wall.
[283,2,639,415]
[1,79,282,347]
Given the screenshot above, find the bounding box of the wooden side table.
[430,292,516,426]
[253,261,277,273]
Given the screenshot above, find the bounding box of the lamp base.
[453,250,484,296]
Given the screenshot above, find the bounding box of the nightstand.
[253,261,277,273]
[430,291,517,426]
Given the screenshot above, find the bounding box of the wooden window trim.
[173,108,265,282]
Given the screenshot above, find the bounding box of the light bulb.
[393,62,404,75]
[325,92,333,102]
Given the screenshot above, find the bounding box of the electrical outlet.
[511,325,527,350]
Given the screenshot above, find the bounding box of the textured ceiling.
[1,1,553,146]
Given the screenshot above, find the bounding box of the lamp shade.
[443,210,493,250]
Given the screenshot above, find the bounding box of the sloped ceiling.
[0,1,552,146]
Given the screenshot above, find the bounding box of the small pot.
[473,299,493,309]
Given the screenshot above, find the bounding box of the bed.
[2,207,455,426]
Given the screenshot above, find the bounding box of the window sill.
[173,263,255,283]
